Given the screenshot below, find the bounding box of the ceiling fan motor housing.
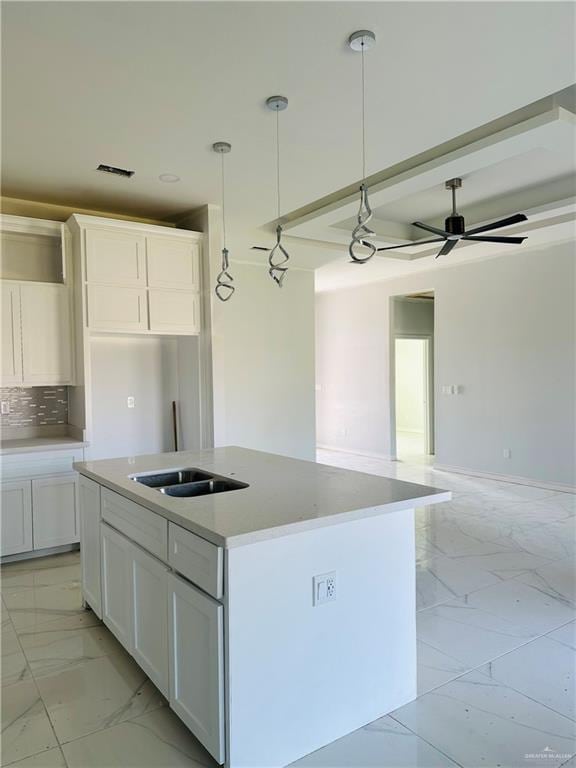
[445,214,466,235]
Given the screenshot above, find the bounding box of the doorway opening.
[390,293,435,462]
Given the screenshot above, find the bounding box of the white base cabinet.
[1,480,33,556]
[169,573,225,763]
[79,476,102,617]
[32,474,78,550]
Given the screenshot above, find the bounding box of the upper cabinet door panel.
[146,237,200,290]
[85,229,146,286]
[20,283,73,385]
[148,290,200,335]
[87,285,147,332]
[1,284,23,384]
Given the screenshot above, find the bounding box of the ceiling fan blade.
[464,235,527,244]
[435,239,458,259]
[376,238,444,252]
[412,221,449,237]
[464,213,527,236]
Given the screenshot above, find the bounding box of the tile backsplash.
[0,387,68,427]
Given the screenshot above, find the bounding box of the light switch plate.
[127,396,135,409]
[0,401,10,415]
[313,571,337,606]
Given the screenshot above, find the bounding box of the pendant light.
[266,95,290,287]
[348,30,377,264]
[212,141,235,301]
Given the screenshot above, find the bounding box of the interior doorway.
[390,294,435,461]
[395,337,432,458]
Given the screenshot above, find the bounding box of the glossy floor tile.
[1,450,574,768]
[392,670,576,768]
[35,650,167,743]
[62,707,216,768]
[291,714,459,767]
[1,678,58,764]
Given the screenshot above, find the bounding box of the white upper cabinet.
[85,229,146,286]
[20,283,73,385]
[69,215,203,336]
[1,284,23,384]
[147,237,200,290]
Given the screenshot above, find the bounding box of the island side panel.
[225,507,417,768]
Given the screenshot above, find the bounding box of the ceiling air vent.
[96,164,134,178]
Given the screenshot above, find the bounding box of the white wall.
[88,336,180,460]
[316,242,576,488]
[216,262,316,460]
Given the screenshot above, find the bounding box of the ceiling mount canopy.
[376,177,528,259]
[213,140,235,302]
[348,28,377,265]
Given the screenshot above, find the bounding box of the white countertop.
[0,437,88,455]
[74,447,451,548]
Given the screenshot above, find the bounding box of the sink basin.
[133,468,215,487]
[161,478,249,497]
[130,467,249,498]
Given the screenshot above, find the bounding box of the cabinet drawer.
[101,488,167,560]
[168,523,223,599]
[0,449,83,481]
[87,285,148,332]
[148,290,200,334]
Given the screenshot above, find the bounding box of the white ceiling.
[2,1,575,275]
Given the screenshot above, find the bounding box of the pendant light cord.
[361,40,366,182]
[276,107,281,220]
[220,151,227,249]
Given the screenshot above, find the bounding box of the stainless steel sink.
[130,467,249,497]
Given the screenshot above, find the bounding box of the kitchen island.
[75,446,450,768]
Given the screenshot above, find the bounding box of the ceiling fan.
[375,178,528,259]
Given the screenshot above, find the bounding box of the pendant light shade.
[213,141,235,302]
[348,30,377,264]
[266,95,290,287]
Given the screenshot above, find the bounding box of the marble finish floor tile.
[36,650,167,743]
[548,621,576,650]
[3,582,100,635]
[62,707,216,768]
[515,558,576,609]
[1,679,58,765]
[18,623,123,678]
[6,746,67,767]
[417,640,471,695]
[480,635,575,720]
[392,670,576,768]
[289,713,459,767]
[2,621,32,686]
[2,552,80,594]
[416,554,502,610]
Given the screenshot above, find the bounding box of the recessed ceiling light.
[159,173,180,183]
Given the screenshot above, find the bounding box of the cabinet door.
[131,545,170,697]
[85,229,146,286]
[1,480,32,556]
[87,285,147,332]
[169,573,225,763]
[146,237,200,290]
[79,476,102,617]
[1,284,23,384]
[20,284,73,385]
[32,474,78,550]
[148,290,200,334]
[101,523,133,649]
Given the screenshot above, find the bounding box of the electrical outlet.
[0,401,10,415]
[313,572,337,606]
[503,448,511,459]
[127,396,135,409]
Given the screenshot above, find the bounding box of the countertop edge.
[75,466,452,549]
[1,440,89,455]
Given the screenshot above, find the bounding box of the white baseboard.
[316,444,394,462]
[433,463,576,494]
